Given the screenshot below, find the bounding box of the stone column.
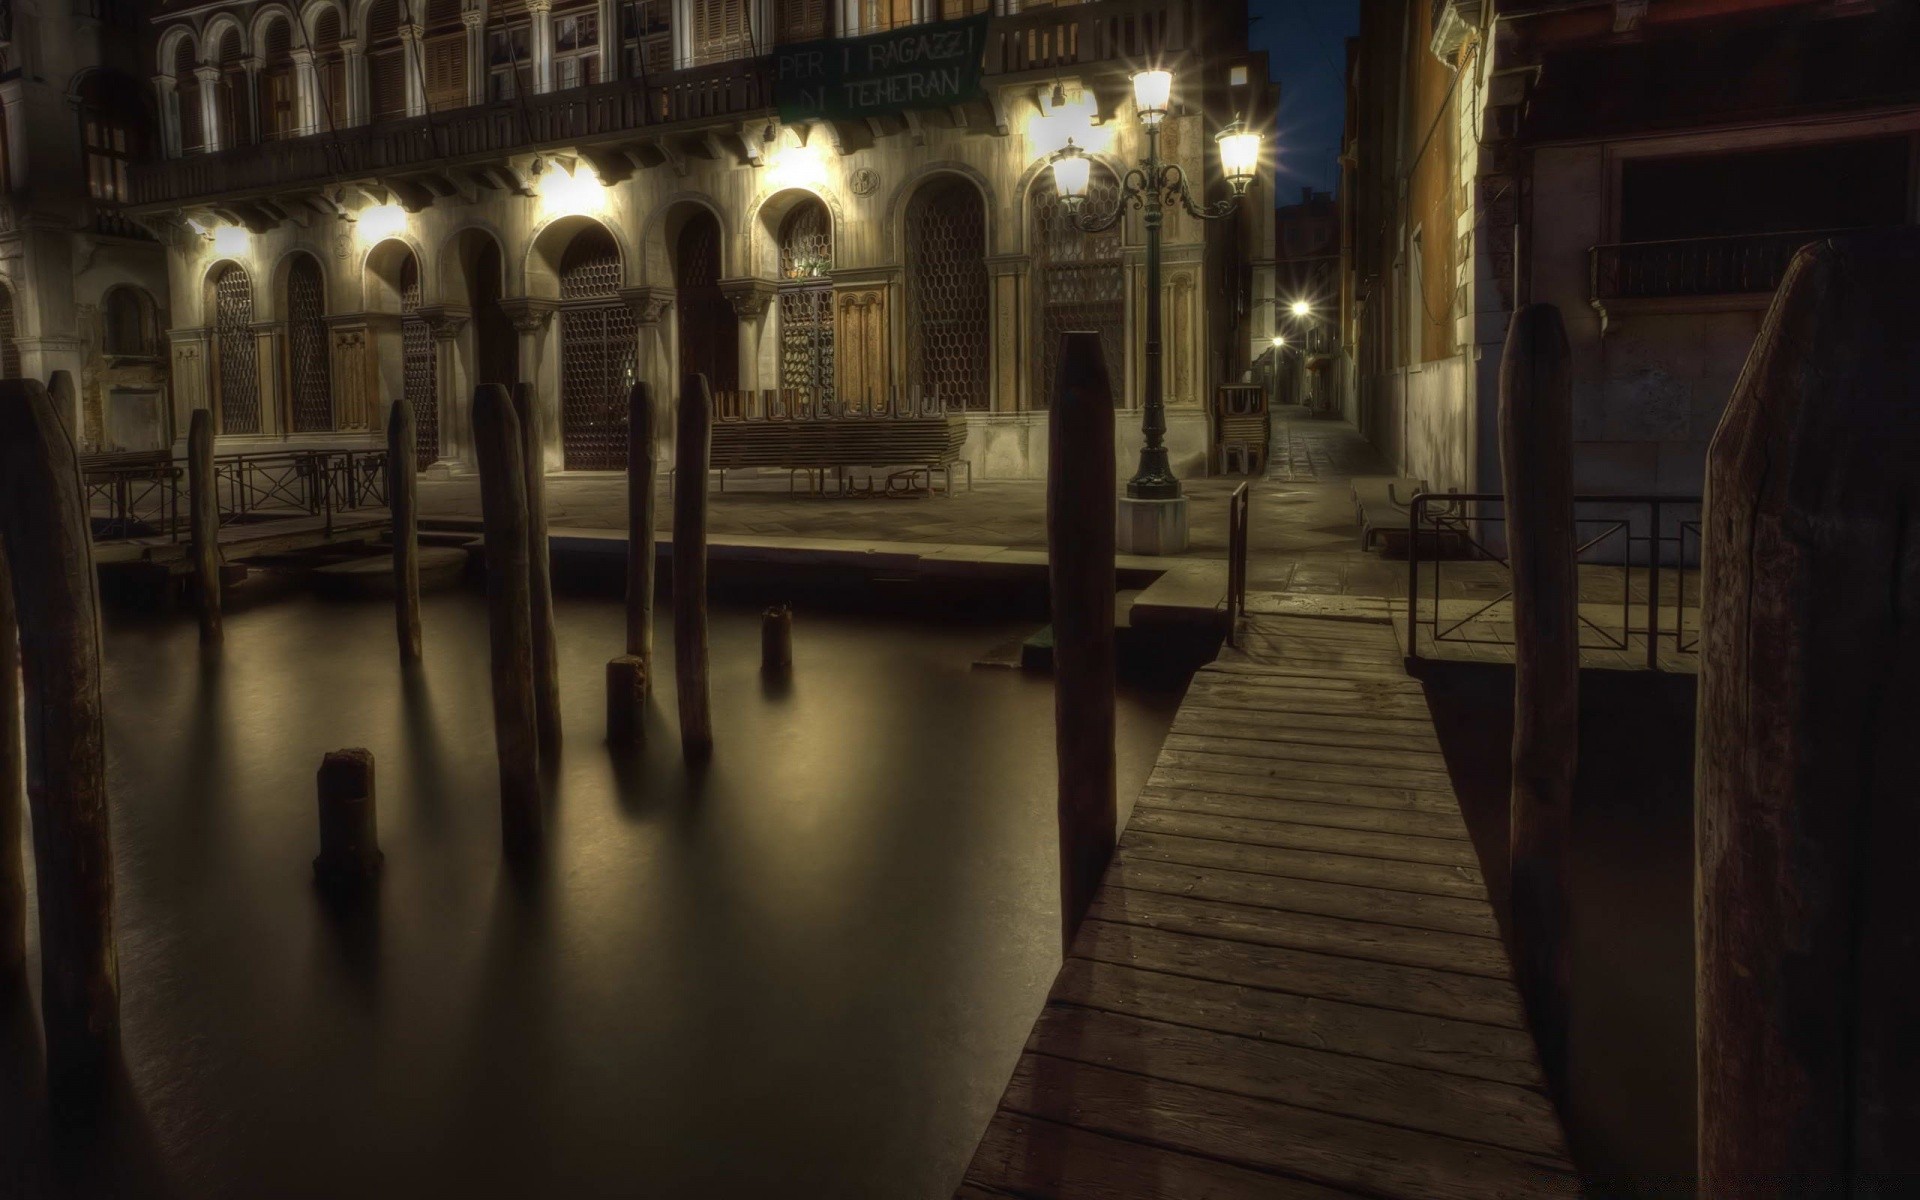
[598,0,621,80]
[340,39,366,126]
[194,65,223,152]
[400,24,426,116]
[720,279,775,401]
[243,58,263,144]
[496,299,558,468]
[418,305,472,468]
[152,75,181,158]
[463,12,486,106]
[618,287,673,447]
[529,0,556,93]
[252,321,283,436]
[291,48,319,135]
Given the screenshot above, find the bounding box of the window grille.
[675,211,738,393]
[1031,164,1125,408]
[401,255,438,468]
[213,265,260,434]
[778,200,834,406]
[558,227,635,470]
[286,255,334,433]
[906,179,990,411]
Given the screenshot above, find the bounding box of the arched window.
[486,0,534,100]
[777,199,834,409]
[905,178,990,411]
[558,226,635,470]
[312,9,347,131]
[423,0,468,110]
[258,18,298,139]
[211,264,260,434]
[78,72,151,205]
[367,0,407,121]
[1031,163,1124,408]
[174,40,204,155]
[400,254,438,468]
[675,210,737,394]
[102,287,159,357]
[0,285,20,379]
[285,254,334,432]
[215,28,251,149]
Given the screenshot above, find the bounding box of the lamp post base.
[1116,495,1190,556]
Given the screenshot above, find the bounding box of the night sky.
[1249,0,1359,203]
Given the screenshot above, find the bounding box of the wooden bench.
[704,390,970,497]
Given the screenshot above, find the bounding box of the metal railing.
[1225,481,1250,647]
[1589,227,1857,301]
[1404,492,1702,672]
[85,447,389,543]
[131,0,1195,208]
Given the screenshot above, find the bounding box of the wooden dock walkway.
[958,614,1579,1198]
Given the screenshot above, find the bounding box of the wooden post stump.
[761,604,792,671]
[313,748,383,879]
[1048,332,1117,949]
[1497,303,1577,1085]
[0,538,22,972]
[673,374,713,763]
[473,385,543,858]
[387,398,422,661]
[605,655,647,747]
[188,408,221,645]
[1697,228,1920,1188]
[512,382,561,759]
[626,382,657,675]
[0,377,120,1081]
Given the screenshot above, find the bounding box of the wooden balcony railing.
[1589,227,1865,302]
[130,0,1196,209]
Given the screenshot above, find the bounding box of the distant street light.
[1049,67,1264,500]
[1290,299,1312,318]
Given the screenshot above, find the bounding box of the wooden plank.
[1194,662,1422,692]
[1120,830,1486,900]
[1181,682,1435,721]
[1028,1004,1566,1158]
[1128,807,1479,869]
[965,1111,1354,1200]
[1155,748,1456,794]
[1070,919,1525,1028]
[1170,706,1445,751]
[1163,730,1450,773]
[997,1055,1576,1199]
[1146,763,1461,814]
[1134,783,1470,841]
[1104,859,1496,938]
[1086,889,1510,978]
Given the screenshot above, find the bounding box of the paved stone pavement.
[415,406,1682,607]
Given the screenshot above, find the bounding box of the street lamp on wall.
[1046,67,1265,502]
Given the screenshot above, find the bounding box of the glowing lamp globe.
[1131,69,1172,129]
[1050,141,1092,213]
[1216,118,1262,195]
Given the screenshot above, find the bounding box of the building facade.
[129,0,1275,479]
[1,0,172,452]
[1343,0,1920,498]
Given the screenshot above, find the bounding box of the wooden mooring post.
[1697,229,1920,1187]
[313,748,383,880]
[761,605,792,671]
[1048,332,1117,948]
[512,382,561,760]
[472,385,543,858]
[188,408,221,645]
[0,537,22,972]
[626,381,657,670]
[0,377,120,1082]
[387,398,422,662]
[1497,303,1576,1085]
[673,374,713,762]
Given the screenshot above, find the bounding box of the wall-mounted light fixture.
[538,159,609,218]
[211,225,251,256]
[357,203,409,243]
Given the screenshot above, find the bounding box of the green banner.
[773,16,991,123]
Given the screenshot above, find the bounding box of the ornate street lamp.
[1051,68,1263,502]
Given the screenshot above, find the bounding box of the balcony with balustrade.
[129,0,1202,216]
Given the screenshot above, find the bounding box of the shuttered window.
[776,0,826,44]
[691,0,752,64]
[258,19,298,138]
[425,33,466,108]
[215,30,251,148]
[313,10,347,132]
[367,0,407,120]
[174,41,203,154]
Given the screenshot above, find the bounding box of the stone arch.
[638,192,729,285]
[100,284,163,357]
[443,223,514,389]
[362,234,431,312]
[886,161,997,263]
[280,251,336,432]
[199,257,250,325]
[901,173,993,411]
[1013,149,1129,255]
[744,185,841,280]
[202,13,249,62]
[249,4,301,54]
[155,25,201,77]
[300,0,349,43]
[525,213,631,299]
[204,260,261,434]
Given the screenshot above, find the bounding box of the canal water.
[3,592,1181,1199]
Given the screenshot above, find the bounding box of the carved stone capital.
[719,278,776,320]
[617,286,674,326]
[415,304,471,340]
[496,297,557,334]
